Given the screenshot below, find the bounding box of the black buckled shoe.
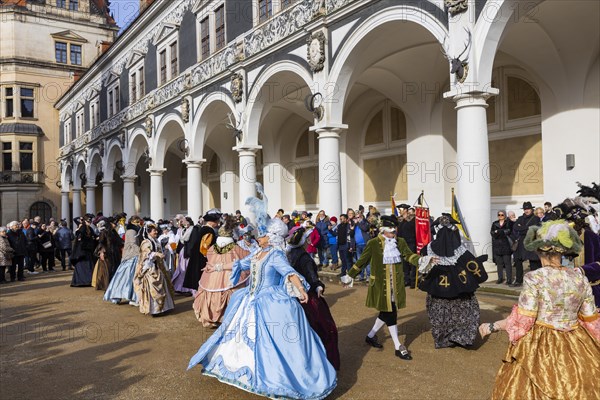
[395,346,412,360]
[365,335,383,348]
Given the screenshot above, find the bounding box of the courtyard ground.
[0,270,516,400]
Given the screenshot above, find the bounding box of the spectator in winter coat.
[54,221,75,271]
[315,210,330,267]
[490,211,513,285]
[0,227,15,283]
[6,221,27,281]
[37,224,56,272]
[326,217,339,269]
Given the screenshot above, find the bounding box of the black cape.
[182,225,216,290]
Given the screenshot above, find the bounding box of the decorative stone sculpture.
[307,31,326,73]
[444,0,468,16]
[231,73,244,103]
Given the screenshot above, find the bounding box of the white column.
[61,191,70,224]
[122,175,137,217]
[237,148,258,213]
[72,188,82,219]
[315,127,343,217]
[102,180,114,216]
[454,93,492,256]
[85,185,96,214]
[185,160,204,220]
[149,169,166,221]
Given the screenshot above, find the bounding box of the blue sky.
[110,0,140,33]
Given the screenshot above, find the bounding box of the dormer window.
[69,0,79,11]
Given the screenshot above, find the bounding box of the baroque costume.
[193,217,251,327]
[418,216,487,348]
[103,222,141,304]
[134,232,175,315]
[343,215,430,360]
[183,210,220,291]
[488,220,600,399]
[70,222,97,287]
[188,184,337,399]
[287,226,340,370]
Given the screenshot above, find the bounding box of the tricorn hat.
[380,215,399,229]
[203,208,222,222]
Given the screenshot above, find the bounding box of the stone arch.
[190,91,237,159]
[125,128,149,175]
[72,158,86,188]
[245,60,314,146]
[104,141,124,179]
[328,5,448,123]
[153,113,186,169]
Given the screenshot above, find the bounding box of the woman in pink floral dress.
[480,220,600,399]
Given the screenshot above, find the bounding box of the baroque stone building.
[55,0,599,255]
[0,0,118,224]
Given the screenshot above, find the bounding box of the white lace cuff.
[340,274,354,287]
[285,279,303,298]
[418,256,434,274]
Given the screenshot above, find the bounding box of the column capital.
[310,123,348,134]
[61,191,70,195]
[101,180,115,186]
[72,187,82,193]
[121,175,138,183]
[443,87,499,104]
[184,158,206,167]
[233,145,262,155]
[147,168,166,176]
[84,184,97,190]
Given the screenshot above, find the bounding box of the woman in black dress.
[70,216,97,287]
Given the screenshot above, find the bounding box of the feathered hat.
[245,183,288,243]
[218,215,238,238]
[524,219,583,255]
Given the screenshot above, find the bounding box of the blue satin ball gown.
[188,247,337,399]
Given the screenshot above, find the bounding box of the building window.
[57,0,66,8]
[90,100,99,128]
[129,64,145,103]
[5,87,14,118]
[170,42,178,76]
[55,42,68,63]
[258,0,272,23]
[107,84,120,117]
[215,5,225,50]
[20,87,35,118]
[70,44,82,65]
[19,142,33,172]
[159,50,167,85]
[64,119,72,144]
[68,0,79,11]
[2,143,12,171]
[200,17,210,59]
[75,109,84,137]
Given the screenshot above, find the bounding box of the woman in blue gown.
[188,186,337,399]
[103,216,142,305]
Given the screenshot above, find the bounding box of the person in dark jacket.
[54,221,75,270]
[336,214,351,277]
[6,221,27,281]
[22,219,38,273]
[286,226,340,370]
[510,202,539,286]
[490,211,513,284]
[183,209,220,292]
[350,209,371,281]
[37,224,56,272]
[282,214,296,231]
[399,207,417,288]
[315,210,330,267]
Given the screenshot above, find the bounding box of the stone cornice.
[58,0,361,158]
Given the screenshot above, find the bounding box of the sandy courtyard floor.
[0,270,516,399]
